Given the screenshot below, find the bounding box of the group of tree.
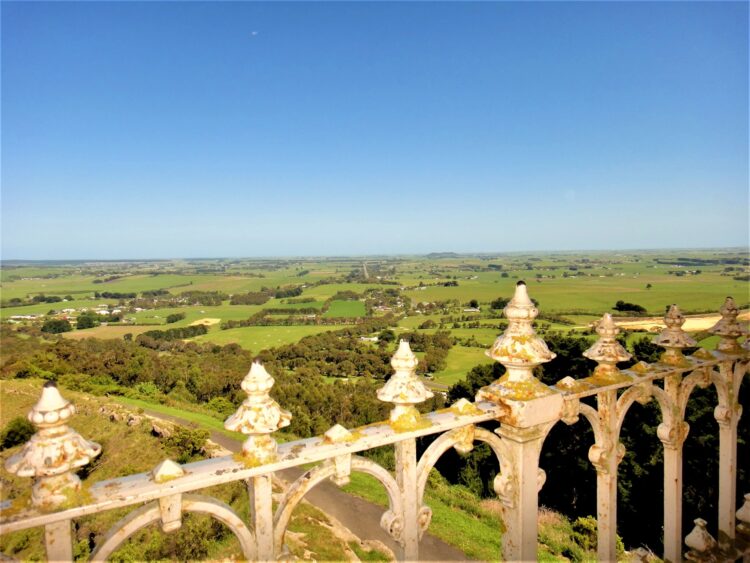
[613,300,647,314]
[137,324,208,345]
[229,291,272,305]
[94,291,136,299]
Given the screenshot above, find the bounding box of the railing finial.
[377,340,433,430]
[583,313,632,381]
[737,493,750,537]
[225,361,291,464]
[708,296,746,354]
[684,518,717,561]
[477,281,556,402]
[5,381,101,508]
[654,304,697,365]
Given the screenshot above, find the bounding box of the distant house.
[463,307,481,313]
[359,336,379,342]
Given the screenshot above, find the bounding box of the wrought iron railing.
[1,282,748,561]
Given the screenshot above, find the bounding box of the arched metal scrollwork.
[273,456,403,554]
[90,494,255,562]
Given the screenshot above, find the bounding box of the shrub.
[1,417,35,450]
[165,313,185,324]
[41,319,72,333]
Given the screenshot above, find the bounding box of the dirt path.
[142,408,470,561]
[613,310,750,333]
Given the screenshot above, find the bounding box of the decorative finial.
[377,340,433,430]
[151,459,185,484]
[654,305,697,365]
[708,297,746,354]
[5,382,101,508]
[736,493,750,537]
[583,314,632,380]
[477,282,556,402]
[684,518,717,561]
[225,362,291,464]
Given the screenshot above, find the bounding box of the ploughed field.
[1,250,747,385]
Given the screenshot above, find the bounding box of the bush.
[41,319,72,333]
[165,313,186,324]
[1,417,35,450]
[76,313,99,329]
[164,426,209,464]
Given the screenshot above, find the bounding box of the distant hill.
[425,252,462,259]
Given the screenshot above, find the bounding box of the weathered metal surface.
[395,439,419,560]
[377,340,433,430]
[583,313,633,381]
[655,304,698,366]
[225,361,291,463]
[477,281,556,403]
[44,519,72,562]
[0,400,504,534]
[5,382,101,509]
[685,518,718,561]
[709,297,746,354]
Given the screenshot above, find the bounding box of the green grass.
[342,471,503,561]
[432,345,494,384]
[112,396,246,441]
[190,324,349,351]
[347,541,390,561]
[322,300,367,318]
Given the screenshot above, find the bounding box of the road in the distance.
[141,408,470,561]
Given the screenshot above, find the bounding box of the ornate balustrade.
[1,282,748,562]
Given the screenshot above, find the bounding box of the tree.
[76,313,99,329]
[166,313,186,324]
[646,283,652,290]
[613,300,646,314]
[378,329,396,342]
[41,319,72,333]
[491,297,510,310]
[469,299,479,308]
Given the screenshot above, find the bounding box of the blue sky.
[2,2,747,259]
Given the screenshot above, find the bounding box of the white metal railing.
[1,282,748,562]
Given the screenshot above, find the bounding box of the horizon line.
[2,245,748,264]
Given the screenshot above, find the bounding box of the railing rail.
[1,282,748,562]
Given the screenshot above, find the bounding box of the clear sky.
[1,1,748,259]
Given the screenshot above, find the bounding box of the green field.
[432,345,494,384]
[2,251,747,365]
[322,300,367,318]
[189,324,349,352]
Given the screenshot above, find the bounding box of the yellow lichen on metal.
[4,382,101,509]
[378,340,434,427]
[448,398,483,416]
[389,409,433,433]
[708,297,746,353]
[225,362,291,462]
[477,282,557,404]
[582,314,632,382]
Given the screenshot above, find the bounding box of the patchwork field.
[2,250,747,386]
